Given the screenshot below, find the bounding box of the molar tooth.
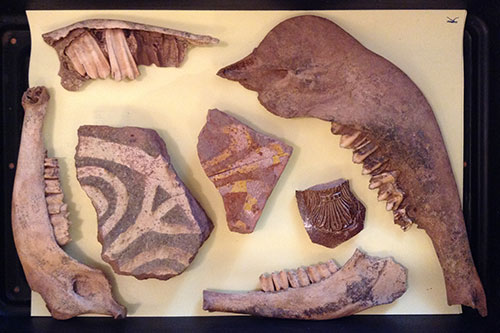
[44,166,59,179]
[296,267,311,286]
[44,158,58,168]
[66,31,110,79]
[46,194,64,214]
[45,179,62,194]
[287,270,301,288]
[386,189,404,211]
[352,136,370,149]
[394,206,413,230]
[369,171,398,189]
[272,271,289,291]
[352,142,378,164]
[339,131,362,148]
[105,29,140,81]
[377,183,394,201]
[326,259,339,274]
[49,214,71,246]
[259,273,275,292]
[65,43,87,77]
[306,265,322,283]
[317,263,332,279]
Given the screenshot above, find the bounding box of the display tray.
[0,9,493,331]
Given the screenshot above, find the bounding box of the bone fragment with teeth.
[43,19,219,90]
[259,260,339,292]
[203,249,408,319]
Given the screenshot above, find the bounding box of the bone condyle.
[11,87,126,319]
[43,19,219,91]
[203,249,407,320]
[217,15,487,316]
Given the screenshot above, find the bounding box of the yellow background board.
[27,10,466,316]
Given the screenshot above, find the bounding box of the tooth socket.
[65,30,110,79]
[105,29,140,81]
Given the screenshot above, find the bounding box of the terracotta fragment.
[11,87,126,319]
[75,125,213,280]
[217,15,487,316]
[203,249,407,319]
[43,19,219,90]
[296,179,365,248]
[197,109,293,233]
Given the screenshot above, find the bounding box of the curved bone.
[204,249,407,320]
[11,87,126,319]
[43,19,219,91]
[216,15,486,316]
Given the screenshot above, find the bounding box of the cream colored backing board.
[27,10,466,316]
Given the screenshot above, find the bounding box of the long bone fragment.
[216,15,487,316]
[11,86,126,319]
[203,249,407,319]
[43,19,219,90]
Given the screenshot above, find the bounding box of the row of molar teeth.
[259,260,339,292]
[44,158,71,246]
[65,29,140,81]
[331,122,413,228]
[65,30,111,79]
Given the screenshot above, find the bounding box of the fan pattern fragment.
[43,19,219,90]
[296,179,365,248]
[203,249,407,319]
[197,109,293,233]
[75,125,213,280]
[216,15,487,316]
[11,87,126,319]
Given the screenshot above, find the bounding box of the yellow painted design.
[244,195,258,211]
[231,180,247,193]
[211,162,259,182]
[269,143,290,165]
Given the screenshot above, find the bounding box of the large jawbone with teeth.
[216,15,487,316]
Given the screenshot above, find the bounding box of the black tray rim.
[0,7,494,331]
